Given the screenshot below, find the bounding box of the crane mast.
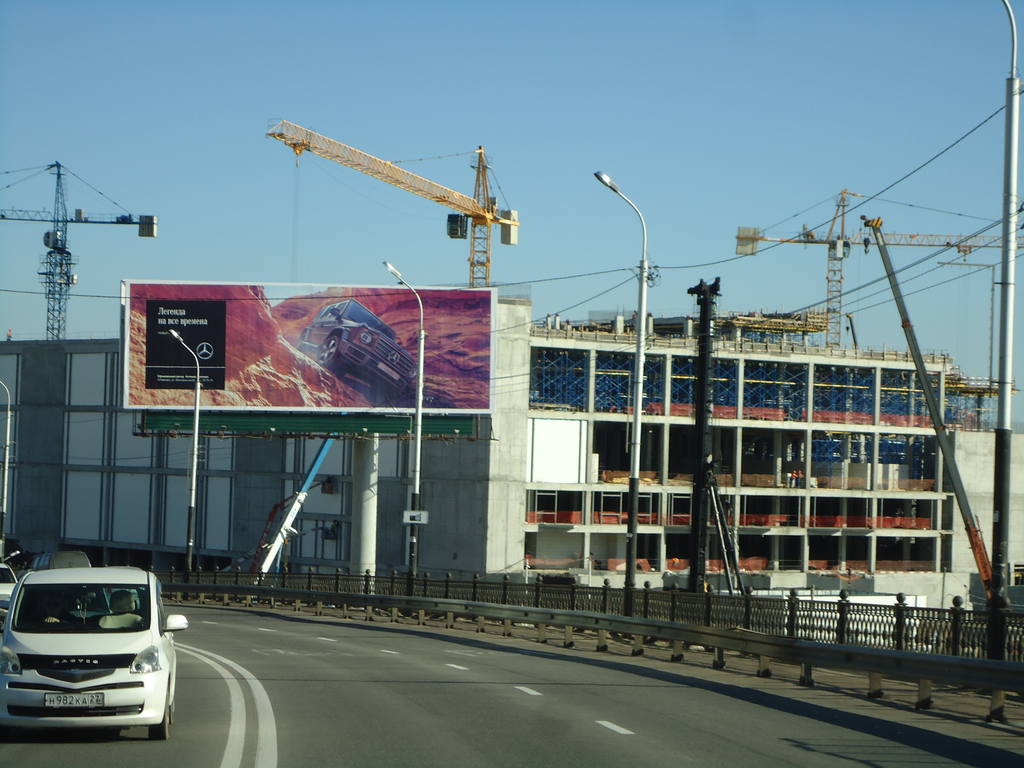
[267,121,518,287]
[42,162,73,340]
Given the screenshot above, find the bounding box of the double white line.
[178,643,278,768]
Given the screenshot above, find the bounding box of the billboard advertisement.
[122,281,494,413]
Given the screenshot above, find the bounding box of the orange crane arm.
[267,120,516,226]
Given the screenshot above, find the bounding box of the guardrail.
[161,572,1023,723]
[163,570,1024,661]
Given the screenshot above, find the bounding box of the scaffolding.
[713,360,738,418]
[718,311,828,344]
[530,348,588,410]
[813,365,874,424]
[743,361,807,421]
[670,356,695,416]
[594,351,632,412]
[879,369,937,427]
[944,371,997,431]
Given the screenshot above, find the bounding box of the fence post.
[473,573,480,603]
[307,571,313,591]
[363,569,371,595]
[704,585,714,627]
[335,568,341,594]
[444,572,451,600]
[836,589,849,645]
[894,593,907,651]
[406,569,414,597]
[642,581,651,619]
[786,589,798,638]
[390,570,397,596]
[421,572,429,597]
[235,569,240,586]
[949,595,964,656]
[743,585,753,630]
[570,581,578,612]
[670,589,678,624]
[534,575,543,608]
[601,578,611,614]
[499,574,507,604]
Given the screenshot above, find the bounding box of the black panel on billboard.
[145,300,226,389]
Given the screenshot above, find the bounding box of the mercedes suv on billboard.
[298,299,415,398]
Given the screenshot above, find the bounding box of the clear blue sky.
[2,1,1022,407]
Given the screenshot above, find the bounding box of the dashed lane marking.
[317,637,338,642]
[446,663,469,671]
[515,686,542,696]
[596,721,635,735]
[380,649,400,654]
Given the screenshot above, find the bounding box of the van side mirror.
[163,614,189,632]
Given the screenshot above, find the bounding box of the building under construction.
[0,298,1015,608]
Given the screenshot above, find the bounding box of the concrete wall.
[948,430,1024,604]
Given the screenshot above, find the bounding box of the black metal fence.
[167,569,1024,662]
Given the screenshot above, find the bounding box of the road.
[1,604,1021,767]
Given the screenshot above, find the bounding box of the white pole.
[169,329,201,572]
[385,262,425,575]
[594,171,648,616]
[0,379,10,559]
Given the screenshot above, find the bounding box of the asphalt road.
[1,604,1022,767]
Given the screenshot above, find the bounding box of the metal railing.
[159,570,1023,723]
[162,570,1023,662]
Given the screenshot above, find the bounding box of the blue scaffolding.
[530,347,588,410]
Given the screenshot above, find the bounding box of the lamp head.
[594,171,619,193]
[383,261,403,280]
[168,329,183,342]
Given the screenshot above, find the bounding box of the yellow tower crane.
[736,189,1021,346]
[267,120,518,287]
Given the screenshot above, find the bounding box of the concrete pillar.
[351,435,379,574]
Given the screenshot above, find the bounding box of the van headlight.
[0,645,21,675]
[129,646,162,674]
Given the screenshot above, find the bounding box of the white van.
[0,567,188,739]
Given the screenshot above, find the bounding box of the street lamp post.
[990,0,1020,660]
[168,329,201,573]
[594,170,649,617]
[0,379,11,559]
[385,261,425,575]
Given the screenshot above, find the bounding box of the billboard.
[122,281,494,413]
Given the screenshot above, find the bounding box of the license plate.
[43,692,104,708]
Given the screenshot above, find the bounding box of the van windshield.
[12,584,150,633]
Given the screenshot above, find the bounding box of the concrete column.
[351,434,379,574]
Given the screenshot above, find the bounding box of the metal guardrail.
[163,570,1024,662]
[162,573,1023,723]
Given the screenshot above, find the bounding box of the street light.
[0,379,11,559]
[384,261,425,575]
[168,328,200,573]
[990,0,1020,660]
[594,170,649,616]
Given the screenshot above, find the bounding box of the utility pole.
[688,277,720,592]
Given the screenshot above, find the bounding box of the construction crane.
[736,189,1021,347]
[0,162,157,340]
[266,120,518,287]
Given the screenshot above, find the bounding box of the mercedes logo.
[196,341,215,360]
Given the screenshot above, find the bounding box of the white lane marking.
[515,686,542,696]
[180,642,278,768]
[178,647,245,768]
[257,627,276,632]
[202,620,220,625]
[596,720,635,735]
[317,637,338,642]
[446,663,469,671]
[380,649,399,654]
